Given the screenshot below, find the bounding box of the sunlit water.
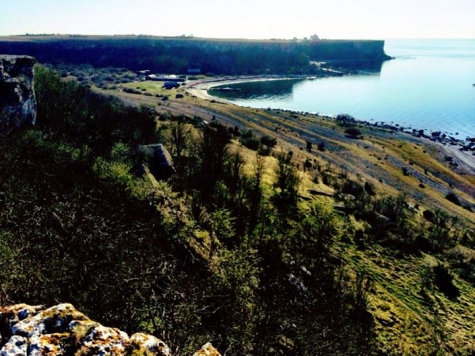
[209,39,475,139]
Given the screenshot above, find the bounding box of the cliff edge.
[0,304,221,356]
[0,55,37,134]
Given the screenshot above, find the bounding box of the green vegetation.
[1,65,475,355]
[0,36,390,75]
[0,67,375,355]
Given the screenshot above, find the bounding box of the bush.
[241,137,260,151]
[446,192,461,206]
[364,181,376,196]
[303,159,313,170]
[345,127,362,138]
[433,264,460,300]
[423,210,435,222]
[260,135,277,148]
[341,180,365,198]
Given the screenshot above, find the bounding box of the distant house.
[146,74,185,83]
[138,144,175,180]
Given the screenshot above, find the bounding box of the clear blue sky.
[1,0,474,40]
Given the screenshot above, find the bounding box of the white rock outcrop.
[0,303,172,356]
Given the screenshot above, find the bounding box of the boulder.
[0,335,28,356]
[193,342,222,356]
[0,55,37,134]
[0,303,171,356]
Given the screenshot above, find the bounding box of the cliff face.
[0,55,37,134]
[0,304,221,356]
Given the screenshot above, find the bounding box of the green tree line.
[0,37,389,75]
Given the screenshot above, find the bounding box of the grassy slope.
[97,80,475,354]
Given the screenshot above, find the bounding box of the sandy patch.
[439,143,475,172]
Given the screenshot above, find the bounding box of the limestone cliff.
[0,304,221,356]
[0,55,37,134]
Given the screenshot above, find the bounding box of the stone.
[0,335,28,356]
[129,333,171,356]
[193,342,222,356]
[0,55,37,134]
[12,303,90,338]
[0,304,45,341]
[28,333,73,356]
[75,324,129,356]
[0,303,216,355]
[0,303,175,356]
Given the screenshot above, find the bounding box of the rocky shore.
[185,74,312,102]
[359,118,475,171]
[186,77,475,171]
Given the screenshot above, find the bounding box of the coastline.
[185,75,311,102]
[184,76,475,170]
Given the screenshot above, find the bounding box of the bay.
[209,39,475,139]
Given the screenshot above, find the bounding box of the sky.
[1,0,474,40]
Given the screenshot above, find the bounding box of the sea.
[208,39,475,139]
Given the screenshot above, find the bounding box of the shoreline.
[184,76,475,170]
[185,74,308,102]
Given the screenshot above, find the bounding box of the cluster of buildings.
[137,69,201,89]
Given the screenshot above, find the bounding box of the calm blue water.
[209,39,475,139]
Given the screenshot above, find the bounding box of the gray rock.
[0,55,37,134]
[0,335,28,356]
[130,333,171,356]
[0,303,176,355]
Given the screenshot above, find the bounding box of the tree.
[274,153,301,212]
[167,118,192,162]
[197,125,230,204]
[427,210,460,251]
[207,247,262,354]
[306,141,313,151]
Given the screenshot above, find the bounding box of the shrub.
[260,135,277,148]
[433,264,460,300]
[345,127,362,138]
[341,180,365,198]
[306,141,313,151]
[446,192,461,206]
[303,159,313,170]
[241,137,260,151]
[364,181,376,196]
[423,210,435,222]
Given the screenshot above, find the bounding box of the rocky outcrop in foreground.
[0,55,37,134]
[0,304,221,356]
